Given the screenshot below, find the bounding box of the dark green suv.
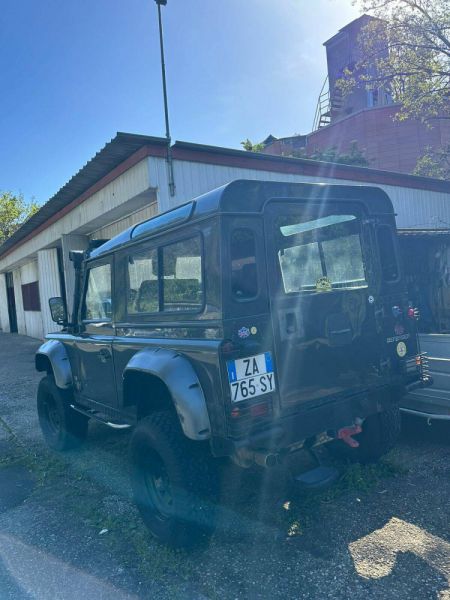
[35,179,428,546]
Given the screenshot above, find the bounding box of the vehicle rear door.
[264,199,384,414]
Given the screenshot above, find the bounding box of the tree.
[0,192,39,245]
[305,142,370,167]
[286,141,370,167]
[414,144,450,179]
[241,138,266,152]
[339,1,450,124]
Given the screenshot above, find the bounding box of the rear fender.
[124,348,211,441]
[35,340,72,389]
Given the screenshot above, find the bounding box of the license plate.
[227,352,276,403]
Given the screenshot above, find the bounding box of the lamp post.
[154,0,175,196]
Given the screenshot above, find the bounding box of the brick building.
[262,16,450,175]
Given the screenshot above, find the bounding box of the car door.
[75,257,118,408]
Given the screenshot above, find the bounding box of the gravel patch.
[0,332,449,599]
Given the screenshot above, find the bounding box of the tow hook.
[336,419,363,448]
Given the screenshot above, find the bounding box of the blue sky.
[0,0,359,205]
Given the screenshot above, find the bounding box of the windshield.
[275,211,368,293]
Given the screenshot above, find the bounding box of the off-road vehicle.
[35,179,428,546]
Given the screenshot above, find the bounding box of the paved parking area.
[0,333,449,599]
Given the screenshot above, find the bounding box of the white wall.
[150,156,450,231]
[13,269,25,336]
[0,159,152,273]
[89,201,158,241]
[38,249,62,335]
[0,274,10,332]
[17,261,43,339]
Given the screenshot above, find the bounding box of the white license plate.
[227,352,276,403]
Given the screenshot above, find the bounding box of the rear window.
[377,225,399,281]
[162,237,203,312]
[127,236,203,315]
[275,212,368,293]
[231,229,258,300]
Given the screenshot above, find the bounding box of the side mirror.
[49,297,68,325]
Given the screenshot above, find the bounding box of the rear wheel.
[130,410,217,547]
[37,375,88,451]
[354,403,401,463]
[329,402,401,464]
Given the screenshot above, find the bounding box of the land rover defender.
[35,180,428,546]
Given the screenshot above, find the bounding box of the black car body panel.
[37,180,425,459]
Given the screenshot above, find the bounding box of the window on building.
[128,248,159,314]
[21,281,41,311]
[231,229,258,299]
[83,263,112,320]
[162,237,203,312]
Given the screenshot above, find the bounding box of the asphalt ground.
[0,333,449,599]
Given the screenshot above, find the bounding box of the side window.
[84,263,112,321]
[231,229,258,299]
[162,237,203,312]
[377,226,399,281]
[127,248,159,314]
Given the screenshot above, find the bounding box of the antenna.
[154,0,175,196]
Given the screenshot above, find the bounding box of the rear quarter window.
[377,226,399,281]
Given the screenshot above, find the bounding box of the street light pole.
[154,0,175,196]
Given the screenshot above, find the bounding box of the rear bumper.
[405,376,433,393]
[211,385,395,457]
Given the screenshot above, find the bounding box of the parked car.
[35,179,429,546]
[401,333,449,421]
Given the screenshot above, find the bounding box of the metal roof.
[0,132,167,257]
[398,229,450,237]
[90,179,394,259]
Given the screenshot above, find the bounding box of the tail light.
[408,307,420,320]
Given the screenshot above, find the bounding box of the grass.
[0,412,410,596]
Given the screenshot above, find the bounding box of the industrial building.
[0,131,449,339]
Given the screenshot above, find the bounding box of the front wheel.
[37,375,88,451]
[130,411,217,547]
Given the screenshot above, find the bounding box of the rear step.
[292,447,339,490]
[70,404,132,429]
[294,466,339,489]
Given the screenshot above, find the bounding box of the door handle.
[99,348,111,362]
[285,312,297,334]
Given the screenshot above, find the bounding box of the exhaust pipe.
[253,451,279,468]
[232,447,280,468]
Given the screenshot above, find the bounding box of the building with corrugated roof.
[1,131,449,338]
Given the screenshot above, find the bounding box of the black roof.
[90,179,393,259]
[0,132,167,257]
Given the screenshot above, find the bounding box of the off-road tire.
[354,403,401,463]
[130,410,217,548]
[329,403,401,464]
[37,375,88,451]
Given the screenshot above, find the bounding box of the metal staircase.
[312,76,344,131]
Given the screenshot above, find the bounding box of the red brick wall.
[266,106,450,175]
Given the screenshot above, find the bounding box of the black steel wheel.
[37,375,88,451]
[130,410,217,547]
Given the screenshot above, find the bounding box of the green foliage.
[241,138,265,152]
[340,1,450,123]
[414,144,450,179]
[0,191,39,245]
[287,141,370,167]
